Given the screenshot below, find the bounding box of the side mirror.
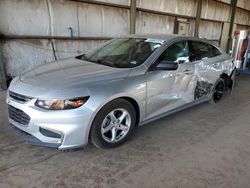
[155,60,178,70]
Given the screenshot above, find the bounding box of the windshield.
[77,38,164,68]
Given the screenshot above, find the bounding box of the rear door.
[188,40,223,100]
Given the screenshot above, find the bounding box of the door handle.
[183,69,193,75]
[212,63,220,67]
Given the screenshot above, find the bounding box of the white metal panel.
[94,0,130,6]
[54,40,107,59]
[48,0,79,36]
[0,0,50,36]
[199,20,222,40]
[78,3,130,37]
[236,24,250,30]
[248,12,250,26]
[220,22,230,51]
[235,9,249,25]
[215,3,230,22]
[201,0,216,20]
[176,0,197,17]
[237,0,250,11]
[136,11,175,34]
[237,0,245,9]
[78,3,103,36]
[188,20,196,36]
[201,0,230,22]
[247,1,250,11]
[137,0,197,17]
[220,0,231,4]
[1,0,249,79]
[101,6,130,36]
[3,39,108,77]
[3,40,55,76]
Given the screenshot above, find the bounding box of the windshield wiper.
[94,59,116,67]
[76,55,118,68]
[76,54,99,64]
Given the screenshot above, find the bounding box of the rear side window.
[189,41,221,61]
[212,46,222,57]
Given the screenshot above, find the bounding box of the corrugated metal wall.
[136,11,175,34]
[0,0,250,80]
[137,0,197,16]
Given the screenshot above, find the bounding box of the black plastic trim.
[10,124,61,149]
[8,105,30,125]
[39,127,61,139]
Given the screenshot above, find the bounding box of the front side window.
[159,41,189,63]
[78,38,164,68]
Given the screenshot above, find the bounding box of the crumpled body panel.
[146,54,234,120]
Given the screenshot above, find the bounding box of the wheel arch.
[119,96,140,126]
[87,95,142,142]
[220,72,233,90]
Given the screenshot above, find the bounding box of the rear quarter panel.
[195,53,234,84]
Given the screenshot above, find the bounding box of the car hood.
[20,58,131,89]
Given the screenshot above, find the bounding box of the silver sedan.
[7,34,235,149]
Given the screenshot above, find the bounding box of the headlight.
[35,97,89,110]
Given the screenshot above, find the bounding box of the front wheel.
[90,99,136,149]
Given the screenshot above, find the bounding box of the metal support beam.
[0,66,7,90]
[73,0,130,9]
[130,0,136,34]
[0,35,112,40]
[227,0,237,53]
[137,7,195,20]
[194,0,202,37]
[0,43,7,89]
[173,17,179,34]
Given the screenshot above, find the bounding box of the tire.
[229,71,235,95]
[90,99,136,149]
[229,79,234,95]
[209,78,225,104]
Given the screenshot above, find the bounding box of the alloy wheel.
[101,108,131,143]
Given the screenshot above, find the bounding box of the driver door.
[146,40,196,119]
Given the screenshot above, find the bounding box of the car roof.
[126,33,195,41]
[117,33,222,50]
[123,33,221,48]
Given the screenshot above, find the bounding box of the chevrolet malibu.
[7,34,235,149]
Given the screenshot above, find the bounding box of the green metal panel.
[194,0,202,37]
[0,42,7,89]
[130,0,136,34]
[227,0,238,53]
[0,62,7,89]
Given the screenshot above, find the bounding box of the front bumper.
[7,93,94,150]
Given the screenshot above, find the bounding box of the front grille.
[8,105,30,126]
[9,91,33,103]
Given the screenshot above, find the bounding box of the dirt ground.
[0,76,250,188]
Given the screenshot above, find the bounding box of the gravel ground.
[0,76,250,188]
